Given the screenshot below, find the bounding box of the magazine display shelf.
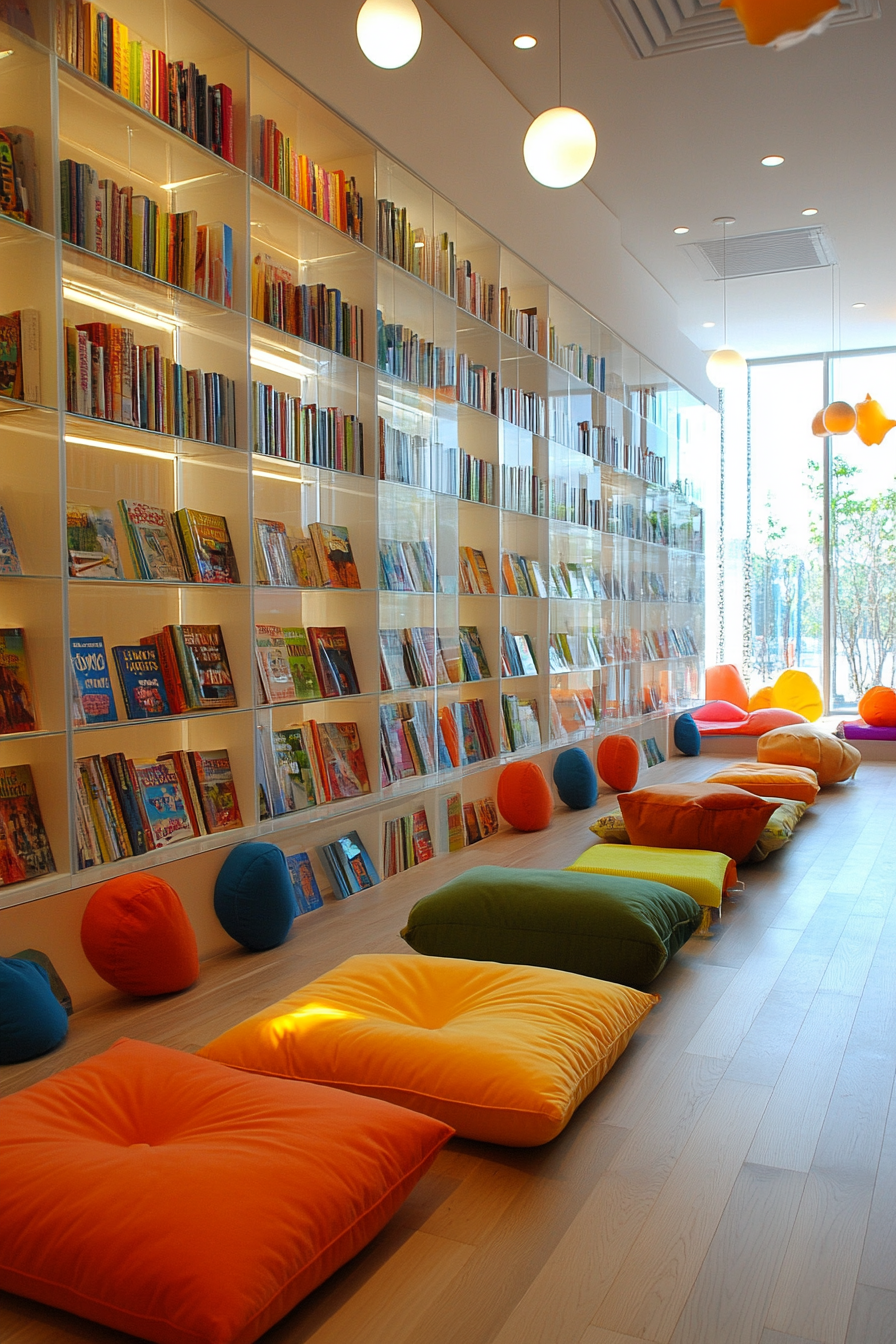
[0,0,712,910]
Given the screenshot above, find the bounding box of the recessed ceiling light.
[761,155,785,167]
[513,34,537,48]
[802,207,818,216]
[673,226,689,235]
[702,321,716,328]
[853,302,866,309]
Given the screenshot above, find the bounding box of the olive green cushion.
[400,866,703,987]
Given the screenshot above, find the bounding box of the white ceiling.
[427,0,896,360]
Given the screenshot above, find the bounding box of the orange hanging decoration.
[822,401,857,435]
[720,0,839,48]
[811,409,826,437]
[854,394,896,447]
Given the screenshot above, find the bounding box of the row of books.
[458,546,494,595]
[501,552,547,598]
[547,334,606,392]
[548,477,601,530]
[252,255,363,361]
[380,700,445,784]
[502,693,542,752]
[456,354,497,415]
[549,631,604,673]
[383,809,434,877]
[254,519,360,590]
[0,309,40,404]
[75,748,241,869]
[378,419,433,489]
[642,626,700,660]
[376,313,456,390]
[581,423,668,486]
[500,386,546,436]
[376,199,456,297]
[499,289,543,354]
[64,321,237,445]
[56,1,235,161]
[454,450,497,505]
[500,628,539,678]
[252,382,364,472]
[0,126,39,228]
[70,625,235,724]
[457,794,500,846]
[500,464,547,517]
[255,624,359,704]
[596,499,704,551]
[60,160,233,307]
[439,698,495,766]
[380,627,457,690]
[550,687,597,739]
[0,764,55,887]
[379,538,436,593]
[67,502,239,583]
[250,115,363,242]
[456,262,495,324]
[257,720,371,817]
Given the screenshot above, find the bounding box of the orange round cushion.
[858,685,896,728]
[705,664,749,711]
[496,761,553,831]
[618,783,779,864]
[705,763,820,806]
[597,735,640,792]
[81,874,199,996]
[771,669,823,722]
[748,686,774,711]
[757,724,861,787]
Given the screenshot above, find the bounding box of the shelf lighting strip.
[64,433,175,461]
[249,346,320,380]
[63,283,180,333]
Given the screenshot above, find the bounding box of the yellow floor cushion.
[567,845,737,932]
[198,954,658,1147]
[757,723,861,786]
[590,796,808,865]
[704,762,819,806]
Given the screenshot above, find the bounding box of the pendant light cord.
[558,0,562,106]
[722,220,728,346]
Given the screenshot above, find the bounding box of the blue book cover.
[131,758,194,848]
[112,642,171,719]
[286,851,323,914]
[332,830,379,893]
[0,505,22,575]
[69,636,118,724]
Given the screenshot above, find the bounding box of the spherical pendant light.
[854,393,896,447]
[356,0,422,69]
[811,409,827,436]
[823,401,857,435]
[523,107,597,188]
[706,346,747,389]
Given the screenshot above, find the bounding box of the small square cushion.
[199,953,658,1147]
[618,783,779,864]
[567,845,737,920]
[758,723,861,786]
[704,763,820,806]
[400,865,703,986]
[842,720,896,741]
[0,1039,452,1344]
[590,797,808,864]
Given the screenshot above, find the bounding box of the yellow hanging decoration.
[823,401,857,435]
[854,394,896,447]
[720,0,838,48]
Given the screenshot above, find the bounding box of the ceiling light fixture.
[356,0,422,69]
[761,155,785,167]
[815,265,856,436]
[703,321,715,328]
[514,34,537,48]
[705,217,746,390]
[673,226,689,235]
[802,207,818,216]
[523,0,596,189]
[853,302,866,309]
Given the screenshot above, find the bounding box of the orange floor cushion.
[705,762,820,806]
[757,724,861,786]
[199,953,658,1147]
[858,685,896,727]
[496,760,553,831]
[705,664,749,710]
[80,874,199,997]
[618,783,779,864]
[597,734,641,792]
[0,1038,452,1344]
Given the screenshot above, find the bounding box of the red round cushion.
[596,735,640,793]
[692,700,750,724]
[81,874,199,996]
[859,685,896,728]
[496,761,553,832]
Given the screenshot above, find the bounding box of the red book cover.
[314,721,370,800]
[142,628,187,713]
[213,83,234,163]
[438,705,460,769]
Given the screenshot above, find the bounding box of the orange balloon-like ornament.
[822,401,857,435]
[854,394,896,447]
[720,0,838,48]
[811,409,826,437]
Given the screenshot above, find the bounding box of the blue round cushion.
[553,747,598,810]
[0,957,69,1065]
[674,713,702,757]
[214,843,298,951]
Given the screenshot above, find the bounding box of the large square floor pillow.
[591,799,807,864]
[704,763,820,806]
[199,954,658,1147]
[618,783,778,864]
[400,865,702,986]
[0,1038,451,1344]
[757,724,861,786]
[567,845,737,929]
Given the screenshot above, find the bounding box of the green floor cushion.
[591,796,808,864]
[401,865,703,987]
[567,845,738,934]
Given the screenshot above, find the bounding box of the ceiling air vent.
[680,227,839,280]
[603,0,880,59]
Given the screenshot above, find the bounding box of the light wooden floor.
[3,754,896,1344]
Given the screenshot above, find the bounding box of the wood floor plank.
[723,988,814,1087]
[579,1329,647,1344]
[414,1156,532,1245]
[817,915,885,997]
[683,926,802,1061]
[845,1285,896,1344]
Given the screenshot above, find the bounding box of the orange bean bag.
[80,874,199,997]
[496,760,552,831]
[705,763,820,806]
[596,734,641,792]
[705,665,749,711]
[618,783,779,864]
[771,669,823,722]
[858,685,896,728]
[757,724,861,786]
[0,1039,453,1344]
[749,686,774,711]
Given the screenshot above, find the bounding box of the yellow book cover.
[112,19,129,97]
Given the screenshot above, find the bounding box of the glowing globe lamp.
[523,107,597,189]
[822,401,857,435]
[854,393,896,447]
[356,0,422,69]
[811,409,827,437]
[706,346,747,389]
[719,0,838,48]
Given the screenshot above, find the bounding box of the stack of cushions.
[215,842,298,951]
[496,760,553,831]
[704,762,819,805]
[0,1038,452,1344]
[567,846,737,932]
[748,669,824,722]
[0,956,69,1065]
[757,723,860,786]
[597,734,640,791]
[692,701,808,737]
[80,874,199,996]
[590,797,809,864]
[400,866,703,985]
[617,783,779,864]
[198,953,659,1146]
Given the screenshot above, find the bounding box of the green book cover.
[282,627,321,701]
